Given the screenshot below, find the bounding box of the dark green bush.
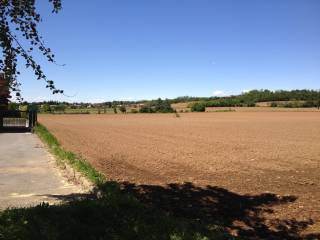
[119,105,126,113]
[139,105,155,113]
[138,99,175,113]
[191,102,206,112]
[153,98,175,113]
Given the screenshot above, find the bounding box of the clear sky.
[19,0,320,102]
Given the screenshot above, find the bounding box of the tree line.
[191,89,320,112]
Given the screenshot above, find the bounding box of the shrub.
[153,98,175,113]
[139,105,154,113]
[246,102,256,107]
[130,109,138,113]
[54,104,66,113]
[42,104,51,113]
[8,102,18,110]
[19,105,28,118]
[119,105,126,113]
[191,102,206,112]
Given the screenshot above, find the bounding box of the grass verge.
[0,123,232,240]
[34,123,105,185]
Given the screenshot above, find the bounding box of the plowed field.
[39,112,320,236]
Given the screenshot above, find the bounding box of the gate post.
[0,111,3,129]
[28,110,37,131]
[28,111,32,130]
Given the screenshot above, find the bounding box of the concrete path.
[0,132,84,209]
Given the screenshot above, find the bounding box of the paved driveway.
[0,132,84,209]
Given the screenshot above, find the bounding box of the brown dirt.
[39,112,320,236]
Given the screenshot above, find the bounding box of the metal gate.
[0,110,37,132]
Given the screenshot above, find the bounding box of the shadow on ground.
[0,127,31,133]
[0,182,319,240]
[119,182,319,240]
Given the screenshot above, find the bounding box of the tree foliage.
[119,105,126,113]
[0,0,63,100]
[191,89,320,112]
[139,98,175,113]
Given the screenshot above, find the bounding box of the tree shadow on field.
[0,181,319,240]
[117,182,319,240]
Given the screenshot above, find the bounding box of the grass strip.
[34,123,105,185]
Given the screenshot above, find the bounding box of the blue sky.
[18,0,320,102]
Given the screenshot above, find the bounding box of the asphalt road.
[0,132,83,209]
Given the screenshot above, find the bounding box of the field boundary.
[35,123,106,186]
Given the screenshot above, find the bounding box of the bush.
[153,98,175,113]
[119,105,126,113]
[246,102,256,107]
[139,105,154,113]
[130,109,138,114]
[54,104,66,113]
[19,105,28,118]
[42,104,51,113]
[191,102,206,112]
[8,102,18,110]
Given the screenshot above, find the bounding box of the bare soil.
[39,112,320,236]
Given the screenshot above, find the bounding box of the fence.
[0,110,37,131]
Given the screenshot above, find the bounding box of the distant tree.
[54,104,66,112]
[42,104,51,113]
[153,98,174,113]
[191,102,206,112]
[139,105,154,113]
[119,105,126,113]
[113,106,117,114]
[190,89,320,109]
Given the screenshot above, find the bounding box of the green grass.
[34,124,105,185]
[0,123,233,240]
